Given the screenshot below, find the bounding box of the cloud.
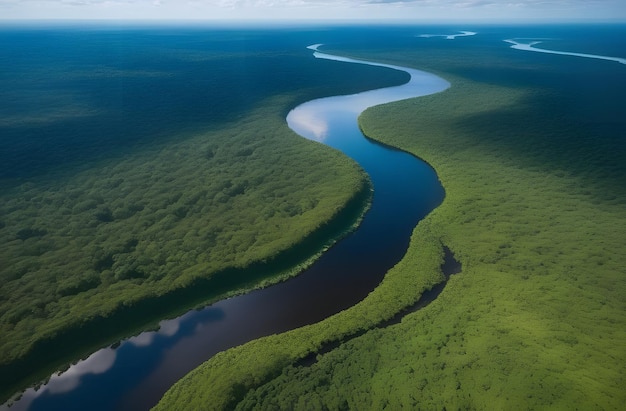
[1,0,625,20]
[363,0,601,6]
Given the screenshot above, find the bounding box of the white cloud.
[1,0,624,21]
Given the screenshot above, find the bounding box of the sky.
[1,0,625,23]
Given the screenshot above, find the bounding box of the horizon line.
[1,18,626,27]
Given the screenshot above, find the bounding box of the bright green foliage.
[156,42,626,409]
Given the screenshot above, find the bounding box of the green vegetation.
[155,222,446,410]
[0,94,375,399]
[1,29,415,402]
[156,39,626,409]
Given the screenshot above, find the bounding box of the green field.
[156,35,626,409]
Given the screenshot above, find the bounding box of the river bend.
[4,45,449,411]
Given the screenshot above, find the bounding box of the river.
[4,45,449,411]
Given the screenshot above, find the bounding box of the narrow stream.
[4,45,449,411]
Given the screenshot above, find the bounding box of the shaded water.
[4,45,448,411]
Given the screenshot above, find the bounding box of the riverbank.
[155,47,454,411]
[156,27,626,410]
[0,99,374,404]
[1,27,419,404]
[283,72,626,409]
[3,36,448,409]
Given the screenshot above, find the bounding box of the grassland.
[155,35,626,409]
[0,29,410,402]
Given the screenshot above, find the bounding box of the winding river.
[4,46,449,411]
[504,39,626,65]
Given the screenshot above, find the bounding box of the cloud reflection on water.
[2,314,188,411]
[287,108,330,142]
[46,349,117,395]
[128,317,181,348]
[287,44,450,144]
[1,348,117,411]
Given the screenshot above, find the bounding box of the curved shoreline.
[154,28,626,411]
[0,162,373,409]
[6,45,450,411]
[152,46,452,410]
[155,47,452,411]
[288,44,449,141]
[504,39,626,65]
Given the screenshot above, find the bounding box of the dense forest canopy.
[0,27,409,401]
